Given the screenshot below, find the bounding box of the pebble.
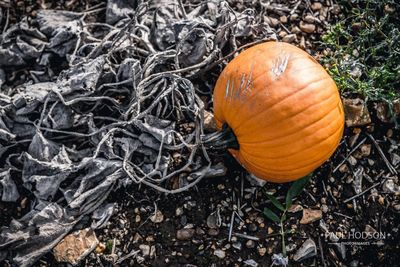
[208,228,219,236]
[360,144,371,157]
[291,26,301,34]
[203,110,217,132]
[299,21,316,33]
[150,210,164,223]
[207,212,219,229]
[145,235,155,242]
[282,34,297,43]
[246,240,255,249]
[311,2,323,11]
[290,14,299,21]
[304,15,315,24]
[343,98,371,127]
[176,229,195,241]
[279,15,288,23]
[293,238,317,261]
[288,204,303,213]
[268,17,279,27]
[176,207,184,216]
[53,228,99,265]
[133,233,142,242]
[267,227,273,234]
[321,204,329,213]
[300,209,322,224]
[196,227,205,235]
[139,244,150,256]
[214,249,226,259]
[233,242,242,250]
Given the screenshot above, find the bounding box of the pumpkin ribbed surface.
[213,42,344,183]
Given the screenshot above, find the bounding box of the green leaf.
[285,174,312,209]
[263,207,280,223]
[265,193,285,212]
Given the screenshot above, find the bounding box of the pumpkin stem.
[202,123,239,151]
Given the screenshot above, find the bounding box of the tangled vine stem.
[202,123,240,151]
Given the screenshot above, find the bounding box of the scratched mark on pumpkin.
[225,62,254,103]
[271,53,289,78]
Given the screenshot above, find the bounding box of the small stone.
[343,98,372,126]
[339,164,349,173]
[321,204,329,213]
[20,197,28,209]
[268,17,280,27]
[204,110,217,132]
[291,26,301,34]
[282,34,297,43]
[176,207,184,216]
[304,15,315,24]
[233,242,242,250]
[299,21,316,33]
[145,235,155,242]
[293,238,317,261]
[176,229,195,241]
[278,31,287,38]
[391,153,400,167]
[150,210,164,223]
[288,204,303,213]
[374,102,391,122]
[135,215,141,223]
[311,2,323,11]
[258,247,267,256]
[196,227,205,235]
[383,179,400,194]
[207,212,219,229]
[347,155,357,166]
[139,244,151,256]
[290,14,299,21]
[214,249,226,259]
[133,233,142,242]
[267,227,273,234]
[360,144,371,157]
[246,240,255,249]
[53,228,99,265]
[300,209,322,224]
[387,129,393,138]
[150,246,156,258]
[279,15,288,23]
[299,36,306,49]
[208,228,219,236]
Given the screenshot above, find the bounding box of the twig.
[290,0,302,15]
[333,212,352,220]
[228,211,235,242]
[343,180,384,203]
[333,137,367,173]
[116,249,140,264]
[367,133,397,175]
[233,232,260,241]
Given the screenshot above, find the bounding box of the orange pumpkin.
[212,42,344,183]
